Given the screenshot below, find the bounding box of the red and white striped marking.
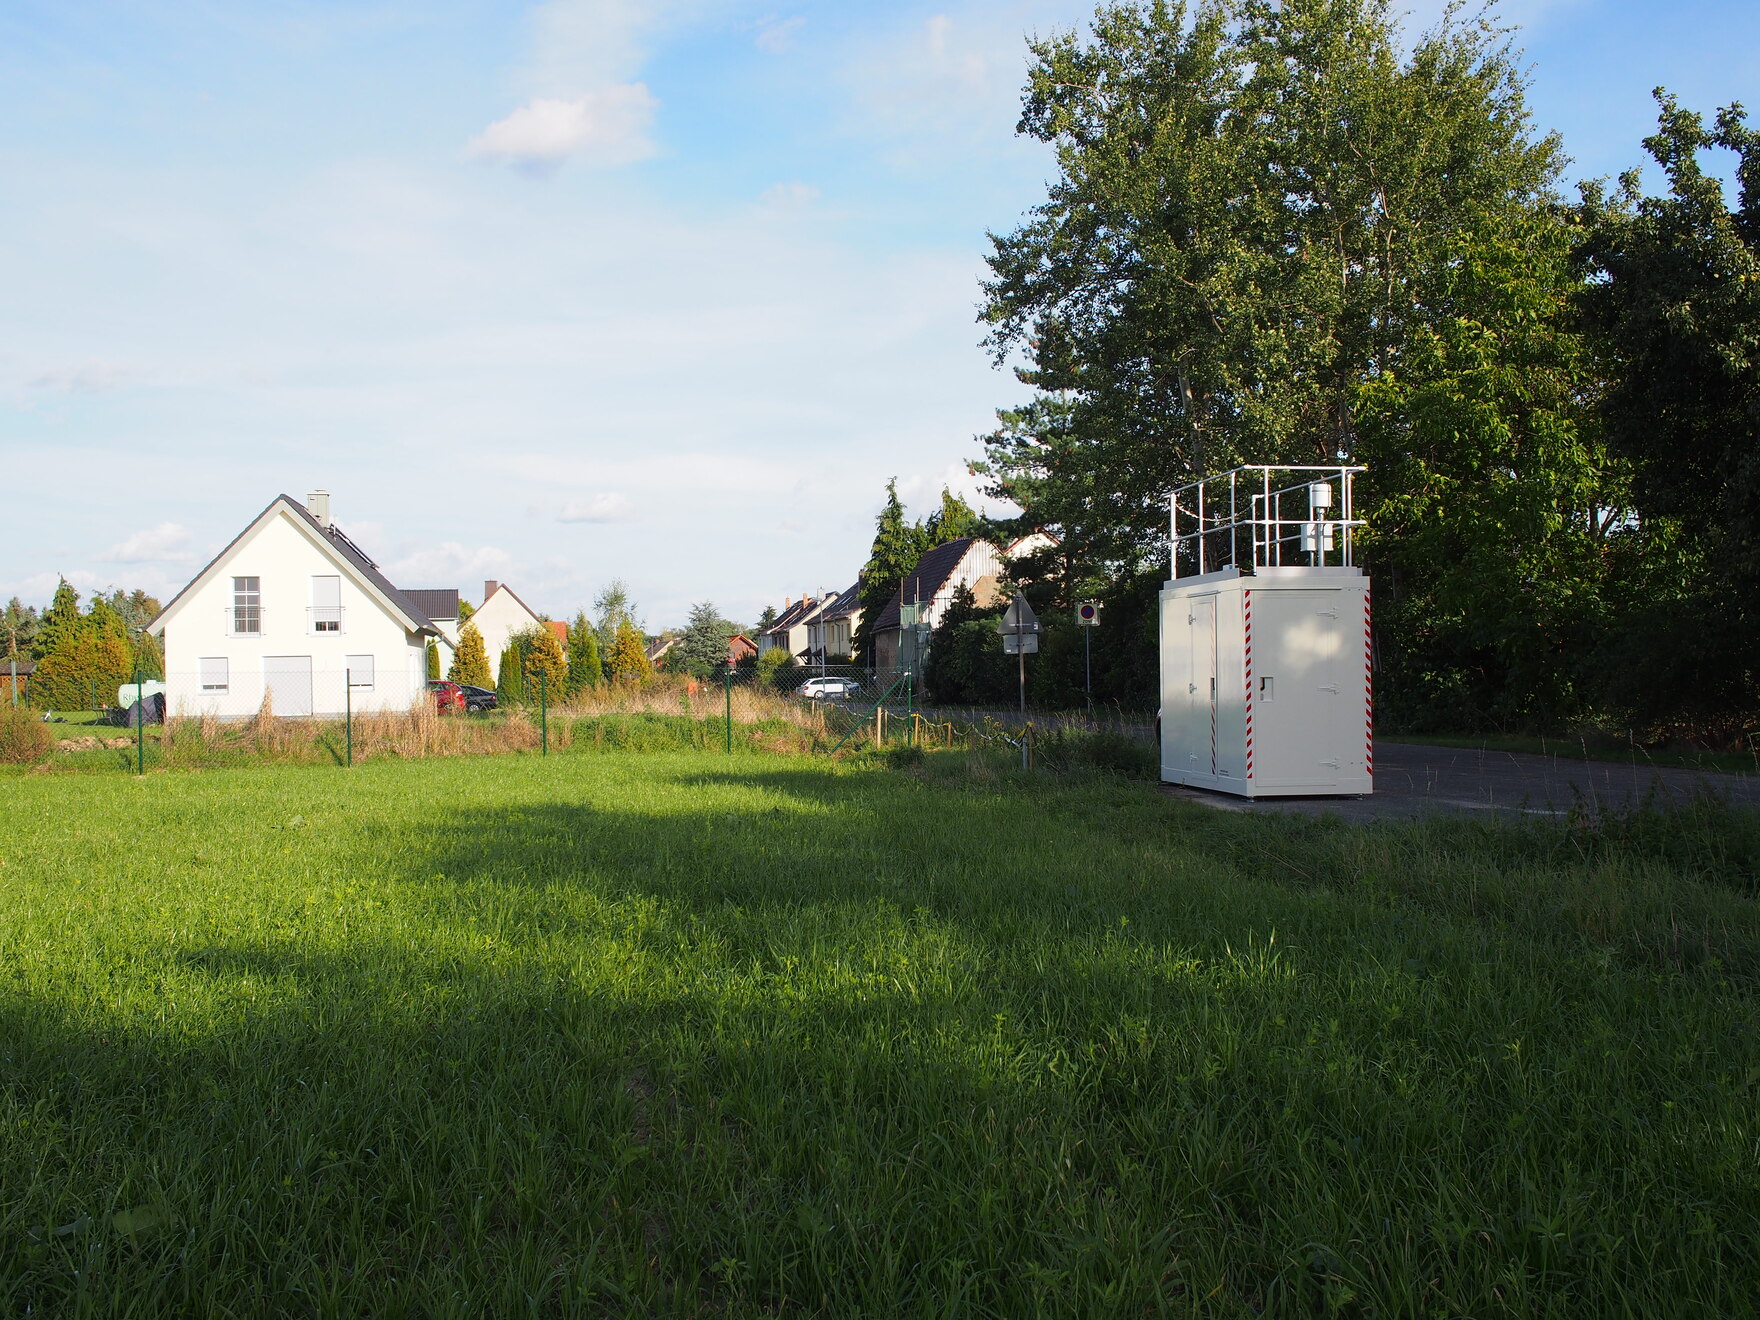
[1363,586,1374,777]
[1243,589,1254,780]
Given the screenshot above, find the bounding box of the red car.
[428,679,466,713]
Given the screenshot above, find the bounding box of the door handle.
[1318,683,1339,693]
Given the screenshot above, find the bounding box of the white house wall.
[159,508,426,719]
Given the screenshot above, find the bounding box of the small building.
[757,595,826,660]
[804,583,862,665]
[726,632,758,666]
[148,491,442,718]
[1,659,33,705]
[406,589,462,651]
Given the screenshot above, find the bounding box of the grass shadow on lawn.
[3,755,1759,1317]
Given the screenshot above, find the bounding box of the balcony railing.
[308,606,345,634]
[226,605,264,636]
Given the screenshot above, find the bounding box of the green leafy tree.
[521,625,568,703]
[448,622,494,688]
[132,629,165,683]
[922,585,1010,705]
[566,611,602,694]
[457,598,476,622]
[756,644,799,693]
[1578,92,1760,733]
[675,601,736,679]
[33,583,132,710]
[606,618,651,685]
[923,488,982,543]
[594,580,639,653]
[3,598,39,662]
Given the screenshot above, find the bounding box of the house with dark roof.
[405,589,462,650]
[148,491,442,718]
[869,537,1008,672]
[804,583,862,664]
[756,594,827,661]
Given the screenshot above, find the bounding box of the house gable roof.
[761,595,823,637]
[406,588,460,623]
[817,582,862,621]
[480,582,544,627]
[871,537,981,634]
[148,495,440,638]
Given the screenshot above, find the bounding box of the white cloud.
[897,462,1019,522]
[558,493,635,523]
[386,542,516,589]
[103,522,196,564]
[466,86,659,169]
[27,362,135,393]
[755,15,805,54]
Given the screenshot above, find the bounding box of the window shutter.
[200,657,229,691]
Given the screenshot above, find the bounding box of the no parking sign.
[1077,601,1101,627]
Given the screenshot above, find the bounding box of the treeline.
[4,583,164,711]
[965,0,1758,742]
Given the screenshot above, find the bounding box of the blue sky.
[2,0,1755,627]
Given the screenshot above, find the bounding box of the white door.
[1190,595,1217,776]
[264,655,313,717]
[1260,591,1343,785]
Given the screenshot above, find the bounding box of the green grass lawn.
[2,751,1757,1316]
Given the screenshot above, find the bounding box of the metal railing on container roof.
[1170,464,1366,579]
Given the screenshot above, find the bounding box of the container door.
[1191,595,1217,777]
[263,655,313,717]
[1259,591,1343,785]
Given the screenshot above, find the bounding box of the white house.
[470,580,547,674]
[870,536,1011,671]
[148,492,442,718]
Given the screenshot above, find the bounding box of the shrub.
[0,704,52,764]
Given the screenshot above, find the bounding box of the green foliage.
[1,756,1757,1314]
[593,580,639,654]
[425,641,441,681]
[566,611,602,695]
[851,480,981,663]
[30,581,133,711]
[448,623,494,689]
[520,625,567,704]
[1577,93,1760,733]
[675,601,735,680]
[922,586,1010,705]
[132,630,165,683]
[755,645,799,692]
[494,640,524,707]
[457,598,475,622]
[0,702,51,763]
[605,618,651,685]
[3,597,39,664]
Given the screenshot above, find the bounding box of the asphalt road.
[1159,740,1760,822]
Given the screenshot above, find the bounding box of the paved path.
[1159,741,1760,822]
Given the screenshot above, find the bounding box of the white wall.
[158,506,427,718]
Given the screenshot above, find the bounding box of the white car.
[797,677,860,700]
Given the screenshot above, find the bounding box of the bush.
[0,704,52,765]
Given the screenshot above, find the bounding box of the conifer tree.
[495,641,525,707]
[566,611,602,694]
[521,625,568,704]
[606,618,650,684]
[852,479,933,663]
[448,622,494,688]
[425,641,441,681]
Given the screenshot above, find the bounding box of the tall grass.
[3,752,1757,1315]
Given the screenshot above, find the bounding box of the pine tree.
[495,641,525,707]
[133,630,165,682]
[522,625,568,704]
[566,611,602,694]
[425,641,441,680]
[851,479,933,663]
[677,601,735,679]
[30,581,114,710]
[448,622,494,688]
[606,618,651,685]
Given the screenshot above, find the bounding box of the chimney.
[307,490,331,529]
[484,580,500,600]
[785,596,792,608]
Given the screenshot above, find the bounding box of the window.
[345,654,375,691]
[232,577,261,634]
[200,657,229,692]
[310,575,342,633]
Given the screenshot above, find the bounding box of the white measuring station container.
[1160,466,1372,797]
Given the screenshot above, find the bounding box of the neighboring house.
[406,589,462,652]
[804,583,862,665]
[545,620,569,650]
[757,595,826,660]
[471,580,547,674]
[726,633,758,666]
[2,659,33,705]
[646,635,678,666]
[147,491,441,718]
[869,537,1010,672]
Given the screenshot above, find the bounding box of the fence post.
[724,663,733,754]
[540,671,548,755]
[346,670,353,767]
[135,671,144,776]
